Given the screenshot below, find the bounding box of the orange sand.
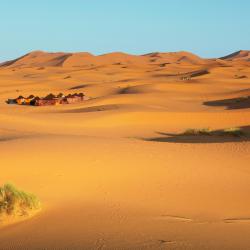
[0,50,250,249]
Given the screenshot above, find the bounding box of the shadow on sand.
[69,84,91,90]
[140,126,250,144]
[203,96,250,110]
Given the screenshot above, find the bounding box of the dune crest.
[220,50,250,61]
[3,50,250,69]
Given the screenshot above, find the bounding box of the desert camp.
[6,92,87,106]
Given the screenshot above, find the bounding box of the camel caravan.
[6,93,88,106]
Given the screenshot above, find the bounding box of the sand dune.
[144,51,209,65]
[0,51,73,68]
[0,50,250,249]
[220,50,250,61]
[2,50,249,71]
[0,50,212,70]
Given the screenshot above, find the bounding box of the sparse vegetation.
[183,128,211,136]
[182,127,244,137]
[222,127,244,137]
[0,183,40,216]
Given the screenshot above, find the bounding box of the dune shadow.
[204,96,250,110]
[0,135,33,143]
[140,126,250,144]
[117,78,137,83]
[58,104,120,113]
[48,54,72,67]
[69,84,91,90]
[153,69,209,79]
[118,86,141,95]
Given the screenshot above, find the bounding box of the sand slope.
[0,50,250,249]
[220,50,250,61]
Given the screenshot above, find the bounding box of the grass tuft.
[183,128,211,136]
[182,127,245,137]
[0,183,40,216]
[222,127,244,137]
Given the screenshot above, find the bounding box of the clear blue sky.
[0,0,250,62]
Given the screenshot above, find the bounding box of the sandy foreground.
[0,51,250,249]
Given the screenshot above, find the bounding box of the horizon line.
[1,49,249,64]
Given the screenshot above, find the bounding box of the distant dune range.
[0,50,250,249]
[1,50,249,69]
